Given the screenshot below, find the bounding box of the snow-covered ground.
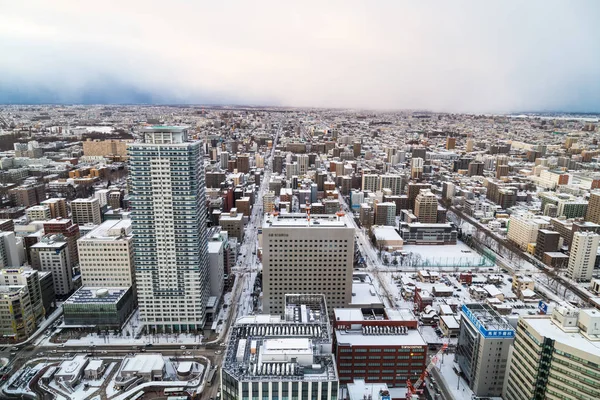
[393,242,495,269]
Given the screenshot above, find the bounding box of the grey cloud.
[0,0,599,112]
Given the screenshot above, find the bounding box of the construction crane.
[406,342,448,400]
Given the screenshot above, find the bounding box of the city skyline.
[2,1,600,112]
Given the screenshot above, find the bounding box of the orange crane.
[406,342,448,399]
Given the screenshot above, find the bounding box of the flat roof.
[440,315,460,329]
[143,126,187,132]
[525,317,600,357]
[335,328,426,347]
[64,286,130,305]
[372,226,402,241]
[80,219,132,240]
[264,213,351,228]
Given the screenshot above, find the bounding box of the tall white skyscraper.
[567,231,600,281]
[128,126,209,333]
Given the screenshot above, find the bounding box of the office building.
[263,191,276,213]
[128,126,209,332]
[77,219,135,288]
[379,175,403,196]
[63,287,135,329]
[43,218,80,269]
[208,233,225,299]
[333,308,425,388]
[0,285,36,340]
[586,191,600,224]
[567,231,600,281]
[374,202,396,226]
[219,208,245,241]
[456,304,515,397]
[71,197,102,226]
[414,189,438,224]
[262,213,354,315]
[221,295,339,400]
[534,229,560,260]
[411,158,424,180]
[362,174,379,193]
[446,136,456,150]
[26,205,51,222]
[30,237,74,297]
[504,305,600,400]
[399,222,457,245]
[0,231,24,268]
[507,213,550,250]
[40,198,68,219]
[0,267,44,320]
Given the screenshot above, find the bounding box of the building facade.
[221,295,339,400]
[504,305,600,400]
[456,304,515,397]
[567,231,600,281]
[262,213,354,315]
[128,126,209,332]
[71,197,102,226]
[77,219,135,288]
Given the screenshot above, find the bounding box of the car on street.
[215,350,222,355]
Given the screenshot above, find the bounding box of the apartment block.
[507,213,550,250]
[567,231,600,281]
[128,126,209,332]
[414,189,438,223]
[71,197,102,226]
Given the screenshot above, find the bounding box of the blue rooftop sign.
[461,304,515,339]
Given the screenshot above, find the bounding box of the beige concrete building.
[26,205,51,221]
[361,174,379,192]
[262,213,354,315]
[507,213,551,250]
[567,231,600,281]
[219,208,244,241]
[504,305,600,400]
[379,174,403,196]
[511,274,534,297]
[0,285,36,340]
[30,238,74,297]
[41,198,68,219]
[83,139,128,159]
[414,189,438,223]
[77,220,135,288]
[263,191,276,213]
[586,191,600,224]
[71,197,102,226]
[372,226,403,251]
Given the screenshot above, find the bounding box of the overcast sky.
[1,1,599,112]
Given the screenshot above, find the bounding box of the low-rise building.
[399,222,457,245]
[221,295,339,400]
[333,307,425,388]
[63,287,135,329]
